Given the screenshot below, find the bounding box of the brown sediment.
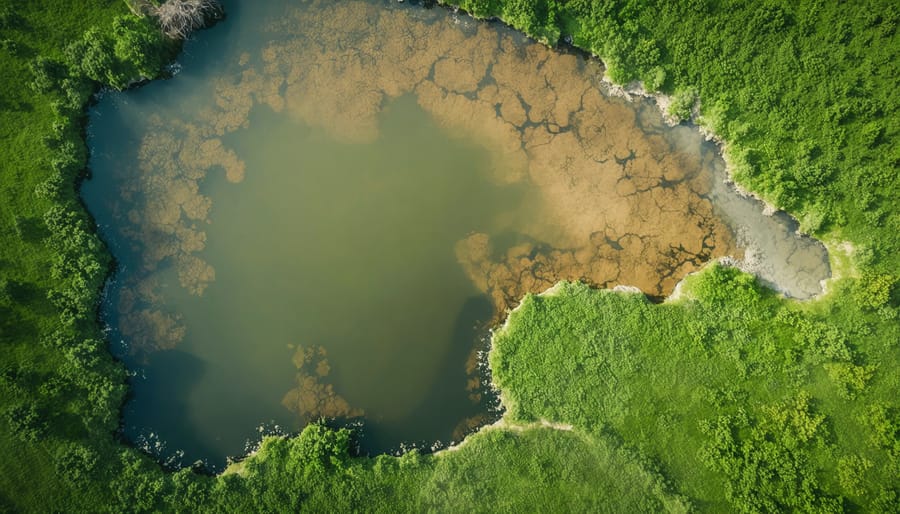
[281,345,363,422]
[106,116,246,354]
[451,412,494,442]
[108,0,740,356]
[254,2,737,317]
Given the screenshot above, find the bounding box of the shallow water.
[83,0,828,469]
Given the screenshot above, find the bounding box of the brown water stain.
[106,1,738,362]
[253,1,737,316]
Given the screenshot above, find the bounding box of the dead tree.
[153,0,224,40]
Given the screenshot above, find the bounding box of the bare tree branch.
[153,0,223,40]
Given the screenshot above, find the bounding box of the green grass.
[1,0,898,511]
[207,423,689,512]
[492,272,900,511]
[0,1,172,511]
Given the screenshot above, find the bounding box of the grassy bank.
[0,0,177,510]
[492,273,900,511]
[1,0,897,511]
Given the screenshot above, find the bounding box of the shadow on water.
[352,294,497,455]
[122,350,216,468]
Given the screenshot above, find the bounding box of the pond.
[82,0,829,470]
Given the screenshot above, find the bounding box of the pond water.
[82,0,829,469]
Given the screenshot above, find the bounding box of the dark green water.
[83,0,829,470]
[86,93,519,466]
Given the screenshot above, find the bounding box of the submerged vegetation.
[0,0,897,512]
[445,0,899,289]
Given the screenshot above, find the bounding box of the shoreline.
[108,0,840,475]
[435,0,840,301]
[223,0,842,471]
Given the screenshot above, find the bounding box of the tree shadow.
[353,294,497,455]
[120,349,218,470]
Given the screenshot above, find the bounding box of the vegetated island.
[0,0,897,512]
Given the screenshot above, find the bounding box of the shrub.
[65,15,171,90]
[837,455,872,496]
[34,171,67,201]
[4,403,47,442]
[55,443,99,485]
[824,362,875,399]
[29,57,67,94]
[853,272,897,311]
[668,87,697,122]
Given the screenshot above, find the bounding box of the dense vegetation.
[493,274,900,511]
[0,0,897,512]
[447,0,899,298]
[0,0,177,509]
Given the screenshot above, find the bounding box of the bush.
[824,362,875,399]
[0,7,22,30]
[55,443,99,485]
[668,87,697,122]
[837,455,872,497]
[699,394,840,512]
[34,171,67,201]
[853,272,897,311]
[29,57,67,94]
[0,278,11,304]
[4,403,47,443]
[459,0,497,18]
[689,263,762,310]
[65,15,171,90]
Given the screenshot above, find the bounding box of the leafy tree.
[853,272,896,311]
[501,0,541,34]
[699,393,841,512]
[668,87,697,122]
[824,362,875,399]
[34,171,66,201]
[460,0,497,18]
[65,15,170,90]
[67,28,122,88]
[837,455,872,497]
[112,15,170,81]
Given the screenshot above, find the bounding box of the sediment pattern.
[258,1,738,315]
[101,1,739,404]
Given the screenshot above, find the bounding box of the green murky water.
[83,0,828,469]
